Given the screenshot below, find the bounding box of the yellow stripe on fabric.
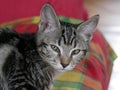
[0,16,39,28]
[56,71,83,83]
[54,87,77,90]
[31,16,40,23]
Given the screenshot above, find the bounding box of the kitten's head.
[37,4,99,72]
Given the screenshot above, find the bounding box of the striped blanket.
[0,16,117,90]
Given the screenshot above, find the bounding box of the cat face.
[37,4,99,72]
[37,25,88,72]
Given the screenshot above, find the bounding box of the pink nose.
[60,56,71,68]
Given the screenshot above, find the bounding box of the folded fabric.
[0,16,117,90]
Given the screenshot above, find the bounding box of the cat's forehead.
[58,22,88,50]
[48,22,88,50]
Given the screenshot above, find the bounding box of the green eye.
[72,49,80,55]
[50,44,60,53]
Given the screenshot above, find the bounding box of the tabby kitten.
[0,4,99,90]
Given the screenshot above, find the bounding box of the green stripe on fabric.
[109,52,117,63]
[105,41,117,63]
[107,44,117,63]
[6,25,13,29]
[79,72,85,90]
[31,16,83,24]
[54,81,81,89]
[0,24,13,29]
[58,16,83,24]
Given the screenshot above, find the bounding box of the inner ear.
[37,4,61,45]
[39,4,60,32]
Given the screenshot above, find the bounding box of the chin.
[56,67,74,73]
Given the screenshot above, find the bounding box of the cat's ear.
[37,4,61,44]
[77,15,99,42]
[38,4,60,32]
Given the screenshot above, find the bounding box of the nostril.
[61,63,69,68]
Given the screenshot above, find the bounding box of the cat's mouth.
[57,69,68,72]
[56,67,73,72]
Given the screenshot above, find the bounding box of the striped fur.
[59,22,78,46]
[0,4,99,90]
[0,28,54,90]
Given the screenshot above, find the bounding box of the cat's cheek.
[72,53,84,63]
[49,59,63,70]
[72,56,80,64]
[48,47,59,57]
[53,63,63,71]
